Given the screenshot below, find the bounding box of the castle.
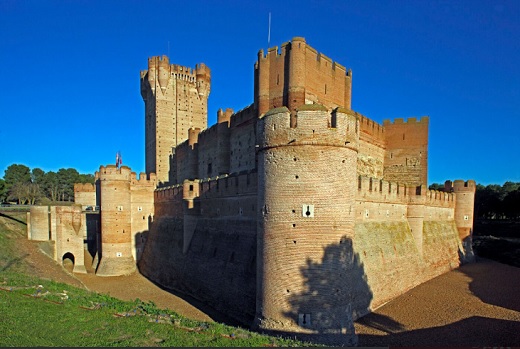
[27,37,475,346]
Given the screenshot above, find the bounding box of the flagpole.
[268,12,271,48]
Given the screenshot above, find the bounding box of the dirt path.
[73,271,218,323]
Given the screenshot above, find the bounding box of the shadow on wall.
[267,236,399,346]
[85,214,100,260]
[135,230,149,262]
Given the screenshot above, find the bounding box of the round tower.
[157,55,170,94]
[406,185,426,257]
[146,57,157,95]
[96,165,135,276]
[195,63,211,97]
[255,106,359,345]
[446,179,476,263]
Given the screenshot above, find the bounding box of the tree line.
[0,164,95,205]
[430,181,520,220]
[1,163,518,219]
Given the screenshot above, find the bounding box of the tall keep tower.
[141,56,211,184]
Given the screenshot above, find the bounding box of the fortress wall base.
[354,220,463,316]
[138,216,257,325]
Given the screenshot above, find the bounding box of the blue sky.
[0,0,518,186]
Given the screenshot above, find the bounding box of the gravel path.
[355,258,520,347]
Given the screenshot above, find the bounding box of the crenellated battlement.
[255,37,352,117]
[74,182,95,193]
[383,116,429,125]
[97,165,132,180]
[188,127,201,147]
[199,171,258,199]
[130,171,157,186]
[359,114,385,136]
[229,105,256,128]
[257,106,359,151]
[257,37,347,76]
[445,179,477,192]
[356,175,455,207]
[217,108,234,124]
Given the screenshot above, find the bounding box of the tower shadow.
[265,236,404,346]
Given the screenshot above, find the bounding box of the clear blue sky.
[1,0,518,186]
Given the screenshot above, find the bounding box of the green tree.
[3,164,31,192]
[0,179,7,202]
[78,173,95,184]
[8,182,28,204]
[57,168,80,201]
[42,171,60,202]
[31,168,46,186]
[428,183,445,191]
[503,189,520,220]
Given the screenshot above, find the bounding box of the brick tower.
[95,165,135,276]
[445,179,476,263]
[254,37,352,120]
[141,56,211,184]
[255,106,359,345]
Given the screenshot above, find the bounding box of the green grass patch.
[0,277,313,347]
[0,212,317,347]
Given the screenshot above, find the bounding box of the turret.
[407,185,427,256]
[255,49,271,116]
[195,63,211,97]
[345,69,352,110]
[157,55,170,94]
[287,37,306,125]
[445,179,476,262]
[147,57,157,95]
[95,165,135,276]
[217,108,233,124]
[255,106,359,345]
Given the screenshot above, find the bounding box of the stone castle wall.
[138,106,471,345]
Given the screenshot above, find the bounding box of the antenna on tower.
[267,12,271,48]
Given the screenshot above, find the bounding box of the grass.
[0,213,317,347]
